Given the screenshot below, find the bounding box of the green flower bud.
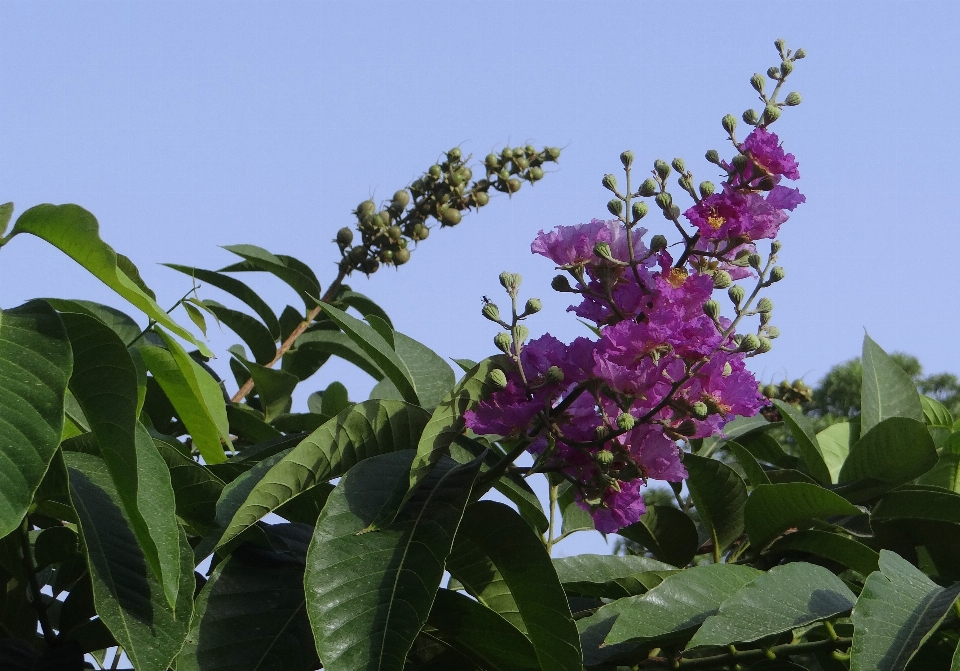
[750,73,765,94]
[780,60,794,76]
[348,246,368,264]
[784,91,802,106]
[361,257,380,274]
[545,365,564,385]
[650,234,668,252]
[484,153,500,170]
[631,201,648,221]
[515,324,529,343]
[414,223,430,240]
[616,413,635,431]
[393,248,411,265]
[385,225,400,240]
[766,326,780,339]
[671,157,686,173]
[722,361,733,377]
[482,302,501,322]
[667,204,681,220]
[494,332,512,354]
[602,173,618,193]
[607,199,623,216]
[379,249,394,263]
[756,297,773,313]
[544,147,561,161]
[336,227,354,247]
[713,270,732,289]
[524,298,542,315]
[472,192,490,208]
[654,192,672,210]
[639,178,659,197]
[692,401,709,419]
[488,369,508,389]
[769,266,786,282]
[593,241,614,261]
[774,38,787,55]
[728,285,745,304]
[551,274,576,292]
[762,384,777,398]
[748,253,762,269]
[357,200,376,218]
[771,240,782,254]
[739,333,761,352]
[499,271,516,290]
[447,147,462,162]
[699,181,716,198]
[528,166,544,182]
[732,154,748,171]
[524,144,536,157]
[767,66,781,80]
[513,156,529,171]
[620,150,634,168]
[506,178,522,193]
[742,108,760,125]
[763,104,781,123]
[756,337,773,354]
[760,311,772,325]
[705,149,721,165]
[675,420,698,437]
[458,166,473,183]
[677,176,693,194]
[392,189,411,210]
[594,425,609,441]
[756,176,776,191]
[654,159,671,180]
[428,164,442,179]
[703,300,721,320]
[793,48,806,60]
[439,207,462,226]
[721,114,737,134]
[596,449,615,466]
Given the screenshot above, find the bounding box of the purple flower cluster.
[466,128,804,533]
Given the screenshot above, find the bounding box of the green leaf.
[226,404,283,444]
[44,299,143,346]
[304,451,482,671]
[140,331,232,464]
[0,202,12,236]
[367,333,455,412]
[182,301,208,337]
[365,314,395,349]
[618,504,700,568]
[177,525,318,671]
[688,562,856,648]
[10,204,210,355]
[235,357,298,422]
[838,417,937,497]
[851,550,960,671]
[722,414,777,442]
[872,487,960,525]
[163,264,281,337]
[153,436,224,533]
[217,400,429,550]
[724,439,771,487]
[427,589,540,671]
[220,245,321,309]
[409,356,506,491]
[769,529,880,576]
[552,554,675,599]
[66,452,193,671]
[604,563,762,645]
[684,453,747,554]
[202,299,277,364]
[917,433,960,493]
[337,290,394,329]
[817,420,857,483]
[744,483,861,551]
[319,303,418,405]
[447,501,582,671]
[861,334,924,438]
[772,399,832,484]
[319,381,350,417]
[0,301,72,537]
[577,599,647,668]
[285,328,384,382]
[921,395,955,429]
[735,431,797,469]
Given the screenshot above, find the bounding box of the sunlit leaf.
[861,334,924,438]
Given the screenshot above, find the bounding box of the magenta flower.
[582,479,646,534]
[741,127,800,182]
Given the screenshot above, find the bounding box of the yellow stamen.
[666,268,688,288]
[706,211,726,230]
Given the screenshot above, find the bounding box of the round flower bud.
[763,104,782,123]
[671,157,686,173]
[756,337,773,354]
[524,145,536,157]
[494,332,512,354]
[392,190,411,210]
[458,166,473,183]
[774,38,787,54]
[728,285,745,304]
[742,109,760,126]
[357,200,377,218]
[439,207,462,226]
[739,334,761,352]
[705,149,721,165]
[692,401,709,419]
[620,150,634,168]
[769,266,786,282]
[513,156,529,171]
[447,147,462,162]
[484,153,500,170]
[500,147,514,160]
[482,303,501,322]
[766,326,780,339]
[507,178,522,193]
[593,241,613,261]
[750,73,765,93]
[756,176,776,191]
[677,176,693,194]
[793,48,806,60]
[545,366,564,385]
[732,154,748,171]
[428,164,442,179]
[386,225,401,240]
[780,60,794,76]
[551,274,576,293]
[757,297,773,313]
[544,147,561,161]
[511,272,523,288]
[348,246,368,264]
[654,159,671,180]
[760,311,772,325]
[602,174,618,193]
[393,248,411,265]
[631,201,648,221]
[771,240,782,253]
[524,298,542,315]
[594,425,609,441]
[675,420,698,437]
[721,114,737,134]
[487,369,508,390]
[762,384,777,398]
[767,66,781,80]
[748,253,762,269]
[497,168,511,181]
[361,257,380,274]
[607,199,623,216]
[667,205,681,220]
[639,178,659,197]
[515,324,529,343]
[784,91,802,106]
[473,191,490,207]
[336,227,354,247]
[499,271,516,290]
[654,192,672,210]
[616,413,635,431]
[713,270,732,289]
[528,167,544,182]
[650,234,668,252]
[596,449,615,466]
[379,250,394,263]
[699,181,716,198]
[414,224,430,240]
[703,299,721,320]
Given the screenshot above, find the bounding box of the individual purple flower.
[464,379,541,436]
[624,424,688,482]
[532,219,650,267]
[583,479,646,534]
[741,127,800,181]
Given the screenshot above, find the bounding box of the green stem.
[545,483,559,555]
[20,517,56,646]
[643,636,852,669]
[110,646,124,670]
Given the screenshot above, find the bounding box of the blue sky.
[2,1,959,554]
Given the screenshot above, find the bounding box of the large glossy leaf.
[838,417,937,494]
[202,299,277,364]
[163,264,281,337]
[817,420,857,483]
[153,436,224,533]
[871,487,960,525]
[723,439,771,487]
[285,328,385,382]
[0,301,72,536]
[367,333,455,412]
[427,589,539,671]
[178,524,318,671]
[577,598,647,668]
[744,483,860,551]
[604,563,762,645]
[217,400,429,550]
[304,451,481,671]
[772,399,832,484]
[66,452,193,671]
[44,299,143,346]
[917,433,960,493]
[861,334,924,438]
[447,501,582,671]
[688,562,856,648]
[235,357,298,422]
[617,504,699,568]
[220,245,321,309]
[552,554,675,599]
[721,414,778,442]
[736,430,797,469]
[336,290,394,329]
[768,529,880,576]
[920,395,955,429]
[140,332,231,464]
[10,204,210,355]
[851,550,960,671]
[684,453,747,554]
